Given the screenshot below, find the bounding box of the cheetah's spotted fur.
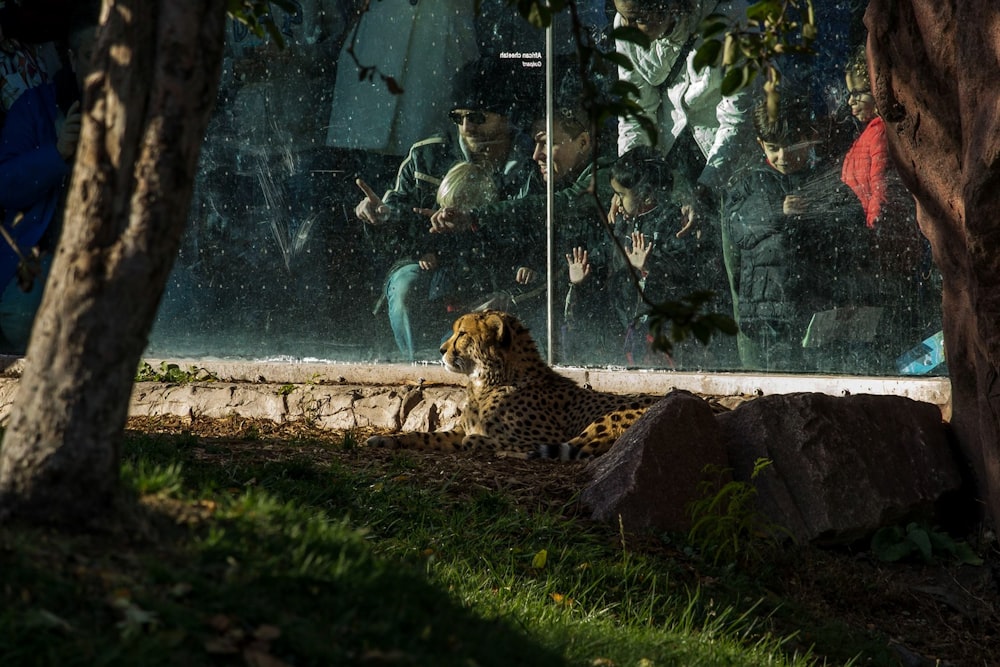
[366,310,660,459]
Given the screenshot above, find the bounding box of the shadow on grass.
[118,427,974,667]
[0,431,566,667]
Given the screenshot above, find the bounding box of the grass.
[0,428,887,666]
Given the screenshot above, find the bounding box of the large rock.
[581,390,728,533]
[717,393,965,544]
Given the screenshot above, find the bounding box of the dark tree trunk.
[866,1,1000,527]
[0,0,226,526]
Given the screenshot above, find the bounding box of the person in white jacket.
[614,0,752,224]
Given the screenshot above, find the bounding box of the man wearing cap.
[353,56,536,361]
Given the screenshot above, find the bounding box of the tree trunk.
[866,1,1000,527]
[0,0,226,526]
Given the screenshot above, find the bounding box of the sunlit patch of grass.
[121,459,184,496]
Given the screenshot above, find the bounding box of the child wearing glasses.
[840,44,939,370]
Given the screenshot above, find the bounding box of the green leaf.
[263,20,287,49]
[746,0,781,22]
[531,549,548,569]
[926,525,957,553]
[952,542,985,566]
[524,2,552,28]
[871,526,913,562]
[751,458,773,478]
[600,50,635,71]
[906,527,934,563]
[699,14,732,39]
[611,26,651,50]
[693,39,722,72]
[923,526,984,565]
[226,0,294,48]
[635,114,659,147]
[720,65,752,96]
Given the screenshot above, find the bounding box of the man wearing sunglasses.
[421,65,617,354]
[353,56,536,361]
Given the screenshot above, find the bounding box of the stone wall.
[0,357,952,432]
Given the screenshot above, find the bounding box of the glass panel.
[143,0,945,376]
[149,0,558,362]
[0,1,943,378]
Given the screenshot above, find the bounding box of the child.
[565,146,720,367]
[431,161,543,314]
[840,45,939,369]
[384,161,499,360]
[721,96,867,372]
[423,160,502,298]
[840,45,893,230]
[612,0,752,229]
[417,161,497,271]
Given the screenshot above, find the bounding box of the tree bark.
[866,1,1000,527]
[0,0,226,525]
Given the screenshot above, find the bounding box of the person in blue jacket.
[0,8,97,349]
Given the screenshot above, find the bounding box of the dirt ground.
[127,415,999,666]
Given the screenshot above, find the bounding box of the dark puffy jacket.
[721,158,868,335]
[606,203,725,331]
[470,158,613,280]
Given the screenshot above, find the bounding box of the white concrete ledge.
[131,358,949,410]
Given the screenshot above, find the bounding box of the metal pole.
[545,12,555,365]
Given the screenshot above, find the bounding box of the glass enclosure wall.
[0,1,945,377]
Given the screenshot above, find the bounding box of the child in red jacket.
[840,44,941,367]
[840,45,891,229]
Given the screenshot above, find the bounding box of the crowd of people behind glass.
[0,0,942,376]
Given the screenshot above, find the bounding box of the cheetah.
[366,310,661,459]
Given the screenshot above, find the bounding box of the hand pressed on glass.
[627,231,654,272]
[515,266,537,285]
[783,194,807,216]
[566,247,591,285]
[418,253,438,271]
[57,101,82,161]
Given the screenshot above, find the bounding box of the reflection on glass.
[152,0,942,375]
[0,1,941,377]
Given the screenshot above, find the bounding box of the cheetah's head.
[440,310,540,380]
